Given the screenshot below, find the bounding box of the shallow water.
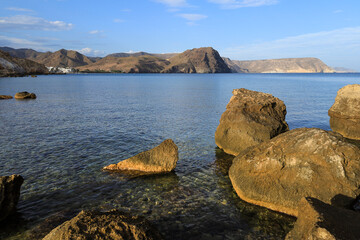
[1,73,359,239]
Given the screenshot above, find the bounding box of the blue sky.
[0,0,360,70]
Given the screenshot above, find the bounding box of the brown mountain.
[162,47,231,73]
[108,52,178,60]
[77,55,170,73]
[225,58,335,73]
[0,50,48,77]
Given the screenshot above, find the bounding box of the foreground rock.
[14,91,37,99]
[104,139,178,173]
[0,95,13,100]
[229,128,360,216]
[43,210,163,240]
[286,197,360,240]
[0,175,24,222]
[215,88,289,156]
[328,84,360,140]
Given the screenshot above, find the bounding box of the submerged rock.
[0,95,13,100]
[285,197,360,240]
[215,88,288,156]
[328,84,360,140]
[14,91,36,99]
[229,128,360,216]
[103,139,178,173]
[42,210,163,240]
[0,175,24,222]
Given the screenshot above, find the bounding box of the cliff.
[0,50,48,77]
[162,47,231,73]
[226,58,335,73]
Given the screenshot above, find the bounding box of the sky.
[0,0,360,70]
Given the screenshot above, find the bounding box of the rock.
[328,84,360,140]
[285,197,360,240]
[103,139,178,173]
[14,91,37,99]
[0,175,24,222]
[0,95,13,100]
[215,88,289,156]
[229,128,360,216]
[42,210,163,240]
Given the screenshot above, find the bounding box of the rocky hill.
[108,52,178,60]
[162,47,231,73]
[77,55,170,73]
[0,50,48,77]
[225,58,335,73]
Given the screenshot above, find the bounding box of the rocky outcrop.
[42,210,163,240]
[229,128,360,216]
[285,197,360,240]
[78,55,170,73]
[0,175,24,222]
[162,47,231,73]
[226,57,335,73]
[0,50,48,77]
[0,95,13,100]
[215,88,288,156]
[328,84,360,140]
[103,139,178,173]
[14,92,37,99]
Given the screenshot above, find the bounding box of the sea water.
[1,73,359,239]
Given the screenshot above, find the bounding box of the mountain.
[77,55,170,73]
[0,47,45,59]
[332,67,357,73]
[225,58,335,73]
[0,50,48,77]
[108,52,178,60]
[162,47,231,73]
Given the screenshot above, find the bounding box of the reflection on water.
[1,73,359,239]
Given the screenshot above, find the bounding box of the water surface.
[1,73,359,239]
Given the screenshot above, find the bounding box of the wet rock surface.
[42,209,163,240]
[215,88,288,156]
[104,139,178,173]
[14,92,37,99]
[0,175,24,222]
[229,128,360,216]
[328,84,360,140]
[285,197,360,240]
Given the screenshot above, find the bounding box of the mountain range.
[1,46,350,76]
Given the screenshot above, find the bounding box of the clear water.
[1,73,359,239]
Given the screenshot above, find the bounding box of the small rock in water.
[0,95,13,100]
[14,91,36,99]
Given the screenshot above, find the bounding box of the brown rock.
[215,88,289,156]
[0,95,13,100]
[285,197,360,240]
[103,139,178,173]
[328,84,360,140]
[14,91,37,99]
[42,210,163,240]
[229,128,360,216]
[0,175,24,222]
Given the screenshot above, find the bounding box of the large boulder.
[0,174,24,221]
[0,95,13,100]
[103,139,178,173]
[215,88,289,156]
[328,84,360,140]
[43,210,163,240]
[285,197,360,240]
[229,128,360,216]
[14,91,36,99]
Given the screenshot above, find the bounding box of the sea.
[1,73,360,239]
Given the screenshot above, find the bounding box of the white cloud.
[114,18,124,23]
[209,0,278,9]
[155,0,188,7]
[0,15,73,31]
[6,7,34,12]
[89,30,102,34]
[178,13,207,21]
[78,47,105,57]
[0,35,52,51]
[222,27,360,70]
